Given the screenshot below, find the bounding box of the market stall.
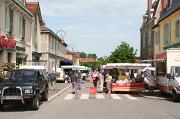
[102,63,151,92]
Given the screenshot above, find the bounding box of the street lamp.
[55,30,67,73]
[56,30,67,38]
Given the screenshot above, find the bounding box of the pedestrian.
[148,71,156,95]
[91,70,99,87]
[105,73,112,94]
[71,71,77,94]
[98,71,104,92]
[77,71,82,90]
[49,70,56,91]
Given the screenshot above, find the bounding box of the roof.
[159,0,180,22]
[41,26,62,41]
[26,2,43,23]
[26,2,38,14]
[41,26,68,46]
[11,0,33,17]
[80,58,96,63]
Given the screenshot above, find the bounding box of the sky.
[27,0,147,57]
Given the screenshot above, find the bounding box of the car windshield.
[5,70,36,81]
[175,67,180,77]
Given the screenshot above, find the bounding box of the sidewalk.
[48,83,71,98]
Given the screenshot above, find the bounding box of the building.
[26,2,43,62]
[66,51,80,65]
[0,0,33,65]
[40,25,67,72]
[140,0,162,61]
[80,58,96,63]
[154,0,180,59]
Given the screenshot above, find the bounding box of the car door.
[37,70,44,94]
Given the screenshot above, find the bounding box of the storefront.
[0,34,16,63]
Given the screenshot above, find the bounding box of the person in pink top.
[91,70,99,87]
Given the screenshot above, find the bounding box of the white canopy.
[102,63,151,69]
[61,65,86,69]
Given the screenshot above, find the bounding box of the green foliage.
[109,42,137,63]
[87,53,97,59]
[97,56,110,66]
[80,62,98,70]
[80,52,87,58]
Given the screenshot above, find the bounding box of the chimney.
[148,0,152,10]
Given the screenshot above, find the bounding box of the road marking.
[111,94,122,100]
[96,94,105,99]
[64,94,75,100]
[124,94,138,100]
[80,93,89,100]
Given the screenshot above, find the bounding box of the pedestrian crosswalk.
[64,93,140,101]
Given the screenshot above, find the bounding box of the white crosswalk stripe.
[124,94,138,100]
[80,93,89,100]
[111,94,122,100]
[96,94,105,99]
[64,94,75,100]
[64,93,139,100]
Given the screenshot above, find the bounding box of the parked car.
[0,67,49,110]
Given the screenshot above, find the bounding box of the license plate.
[3,96,22,100]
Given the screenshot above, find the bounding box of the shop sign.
[0,34,16,48]
[156,52,167,60]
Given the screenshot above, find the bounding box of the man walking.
[49,71,56,91]
[148,71,156,95]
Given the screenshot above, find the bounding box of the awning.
[60,59,73,64]
[16,53,28,59]
[155,52,167,60]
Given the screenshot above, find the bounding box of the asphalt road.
[0,82,180,119]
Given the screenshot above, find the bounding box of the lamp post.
[55,30,67,73]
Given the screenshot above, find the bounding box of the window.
[176,20,180,38]
[8,52,12,63]
[163,23,171,45]
[19,16,25,40]
[148,30,151,46]
[143,33,146,48]
[167,0,173,8]
[154,31,160,44]
[9,9,13,34]
[5,7,9,32]
[22,18,25,40]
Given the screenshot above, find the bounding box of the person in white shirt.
[148,71,156,95]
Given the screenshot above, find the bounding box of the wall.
[159,10,180,53]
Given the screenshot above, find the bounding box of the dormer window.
[167,0,173,9]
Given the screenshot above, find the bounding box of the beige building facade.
[0,0,33,65]
[40,26,67,72]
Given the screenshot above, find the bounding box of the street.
[0,82,180,119]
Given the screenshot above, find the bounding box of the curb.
[47,84,72,102]
[139,94,166,100]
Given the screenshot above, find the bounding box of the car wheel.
[32,94,40,110]
[0,104,4,111]
[172,91,178,102]
[42,87,48,101]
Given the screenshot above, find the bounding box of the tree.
[87,53,97,59]
[109,42,137,63]
[80,52,87,58]
[97,56,110,66]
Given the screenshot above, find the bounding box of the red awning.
[155,52,167,60]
